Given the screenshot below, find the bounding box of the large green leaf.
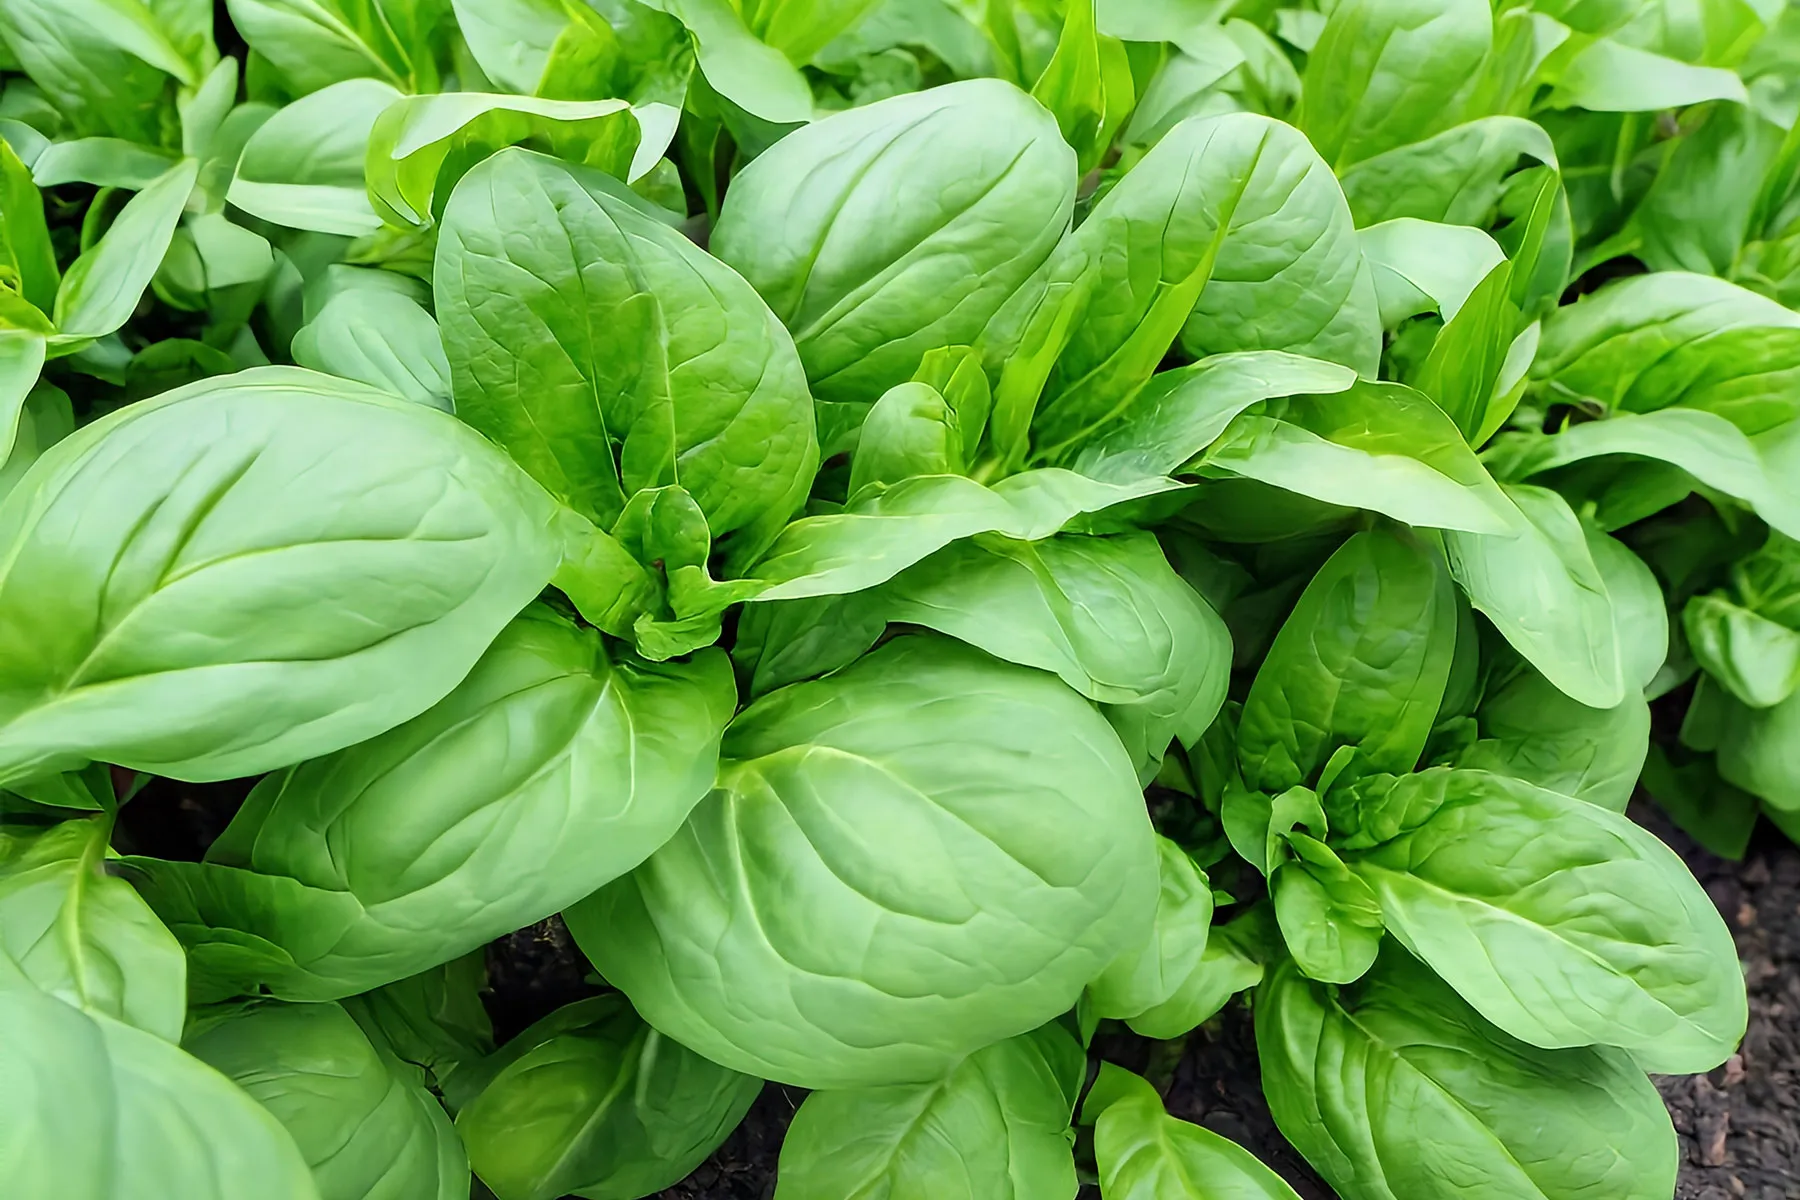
[0,367,563,786]
[225,0,445,94]
[1347,769,1745,1073]
[0,954,319,1200]
[567,635,1157,1089]
[187,1001,467,1200]
[1528,271,1800,433]
[1257,949,1677,1200]
[130,604,732,1001]
[455,995,759,1200]
[712,79,1074,446]
[773,1023,1080,1200]
[1298,0,1494,170]
[436,147,817,570]
[0,817,184,1038]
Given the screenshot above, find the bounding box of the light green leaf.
[1686,593,1800,708]
[367,92,676,227]
[436,147,817,571]
[52,157,198,344]
[712,79,1073,441]
[641,0,812,122]
[1257,949,1678,1200]
[1348,769,1746,1073]
[227,78,402,235]
[0,954,320,1200]
[1070,351,1359,483]
[187,1001,468,1200]
[567,635,1157,1089]
[0,367,564,787]
[293,285,451,410]
[0,817,184,1038]
[774,1023,1079,1200]
[32,138,182,189]
[1205,380,1514,535]
[1358,219,1509,327]
[1086,1062,1302,1199]
[458,995,759,1200]
[1500,407,1800,537]
[1443,483,1624,708]
[1338,116,1558,227]
[131,604,732,1001]
[225,0,443,95]
[1456,667,1650,811]
[1088,835,1214,1021]
[1239,528,1459,792]
[1528,271,1800,433]
[1548,35,1750,110]
[0,331,45,462]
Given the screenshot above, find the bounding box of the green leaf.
[0,817,184,1038]
[1686,592,1800,707]
[1070,351,1358,484]
[1641,743,1761,860]
[1338,116,1558,227]
[1358,219,1508,328]
[1456,667,1649,811]
[1085,1062,1303,1199]
[1010,112,1379,463]
[458,995,759,1200]
[339,955,493,1094]
[1238,528,1459,793]
[0,953,320,1200]
[0,0,202,143]
[1204,380,1514,535]
[722,469,1184,608]
[225,0,444,95]
[0,330,46,462]
[873,531,1231,780]
[0,367,564,786]
[1124,916,1265,1039]
[712,79,1073,443]
[1299,0,1494,170]
[1274,833,1385,984]
[1087,835,1214,1021]
[367,92,677,227]
[1347,769,1746,1073]
[773,1023,1079,1200]
[1500,407,1800,537]
[436,147,817,571]
[1528,271,1800,433]
[1257,949,1678,1200]
[292,285,452,410]
[130,604,732,1001]
[186,1001,468,1200]
[1030,0,1106,169]
[0,134,56,312]
[52,157,199,344]
[227,78,403,235]
[1547,35,1750,110]
[1716,682,1800,810]
[847,381,962,498]
[566,635,1157,1089]
[1443,483,1625,708]
[640,0,812,122]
